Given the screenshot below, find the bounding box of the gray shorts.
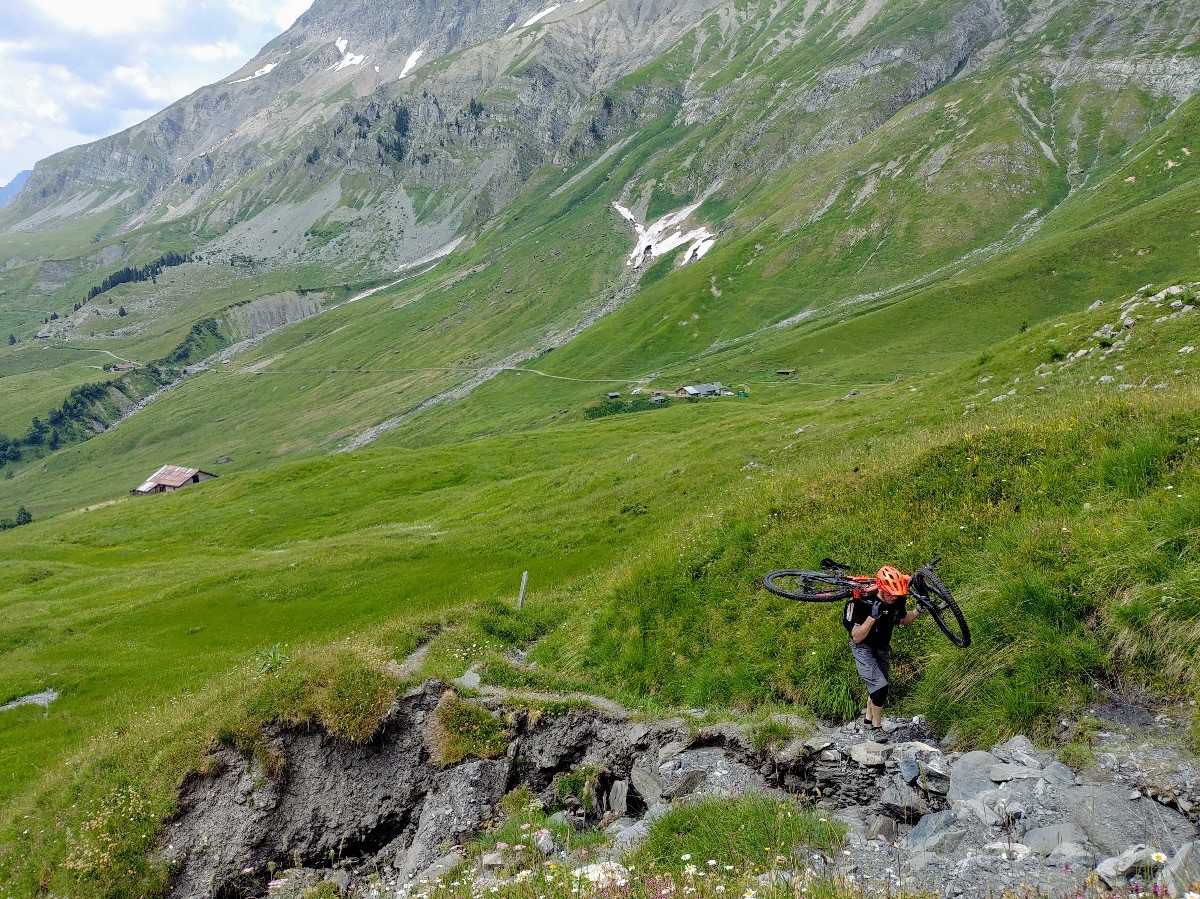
[849,640,890,695]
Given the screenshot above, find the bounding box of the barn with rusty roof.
[131,465,218,496]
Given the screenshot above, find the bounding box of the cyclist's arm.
[851,618,874,644]
[900,608,920,626]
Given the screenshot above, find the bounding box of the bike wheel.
[763,570,854,602]
[912,569,971,648]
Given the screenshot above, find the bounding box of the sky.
[0,0,314,186]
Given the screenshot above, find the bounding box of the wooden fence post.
[518,571,529,610]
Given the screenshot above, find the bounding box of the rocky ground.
[163,680,1200,899]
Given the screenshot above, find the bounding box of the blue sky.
[0,0,314,186]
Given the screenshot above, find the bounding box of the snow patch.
[399,49,424,79]
[521,5,560,27]
[228,62,278,84]
[332,38,366,71]
[612,201,715,268]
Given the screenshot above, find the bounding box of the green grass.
[637,795,846,872]
[432,694,510,766]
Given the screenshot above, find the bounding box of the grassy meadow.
[2,278,1199,895]
[0,1,1199,892]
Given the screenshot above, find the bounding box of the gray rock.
[999,735,1038,756]
[658,741,687,765]
[665,769,706,799]
[867,814,898,842]
[850,741,888,767]
[630,766,662,803]
[906,810,965,853]
[881,776,932,821]
[661,748,767,799]
[547,811,573,828]
[1040,760,1076,787]
[533,829,555,855]
[644,802,672,822]
[402,758,510,878]
[452,668,482,690]
[1024,823,1089,856]
[1096,845,1161,888]
[948,751,1001,801]
[604,817,635,835]
[1047,842,1095,870]
[608,780,629,816]
[615,821,649,844]
[480,852,505,869]
[906,850,938,873]
[988,763,1043,783]
[804,736,834,753]
[1060,784,1193,856]
[1159,842,1200,898]
[418,849,465,880]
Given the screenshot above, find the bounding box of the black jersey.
[843,595,906,650]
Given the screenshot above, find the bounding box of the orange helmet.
[876,566,909,598]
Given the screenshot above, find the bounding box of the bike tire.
[912,569,971,648]
[763,570,855,603]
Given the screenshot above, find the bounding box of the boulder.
[867,815,898,842]
[401,758,510,879]
[1158,842,1200,898]
[881,776,932,821]
[805,735,834,752]
[1060,784,1193,856]
[948,751,1001,801]
[1047,842,1095,870]
[906,810,965,854]
[998,735,1038,756]
[850,741,888,767]
[660,748,768,798]
[415,849,465,882]
[614,820,649,844]
[1024,823,1089,857]
[658,741,687,765]
[1096,845,1163,888]
[608,780,629,816]
[630,766,662,803]
[452,668,482,690]
[1039,760,1077,788]
[982,841,1032,861]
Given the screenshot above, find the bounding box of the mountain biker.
[845,566,920,739]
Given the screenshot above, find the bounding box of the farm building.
[132,465,218,496]
[674,382,724,398]
[606,392,621,399]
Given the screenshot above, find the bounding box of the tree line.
[0,506,32,531]
[85,251,193,302]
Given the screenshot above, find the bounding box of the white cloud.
[0,0,315,185]
[188,41,246,63]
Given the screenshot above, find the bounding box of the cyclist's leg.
[849,641,889,728]
[869,648,891,726]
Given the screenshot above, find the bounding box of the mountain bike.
[762,557,971,648]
